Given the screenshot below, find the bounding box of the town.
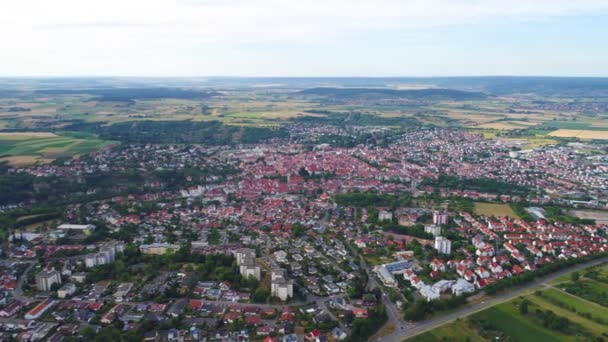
[0,126,607,341]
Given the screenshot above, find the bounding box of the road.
[11,261,35,304]
[377,256,608,342]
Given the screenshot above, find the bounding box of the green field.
[0,132,114,165]
[474,202,520,219]
[406,319,486,342]
[537,288,608,323]
[408,264,608,342]
[472,300,568,341]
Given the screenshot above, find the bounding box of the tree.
[519,300,529,315]
[571,271,580,282]
[252,288,270,303]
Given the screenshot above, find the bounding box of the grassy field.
[0,132,114,166]
[474,202,520,219]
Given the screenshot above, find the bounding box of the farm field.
[409,295,607,341]
[0,132,114,166]
[568,210,608,225]
[474,202,520,219]
[474,120,539,130]
[549,129,608,140]
[537,287,608,322]
[406,319,486,342]
[408,264,608,342]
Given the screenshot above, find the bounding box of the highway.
[377,256,608,342]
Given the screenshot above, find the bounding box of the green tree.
[571,271,580,282]
[519,300,529,315]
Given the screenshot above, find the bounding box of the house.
[464,270,476,282]
[0,301,23,317]
[474,267,490,279]
[512,265,524,275]
[256,326,274,336]
[430,259,446,272]
[306,329,322,341]
[490,263,503,274]
[168,298,187,317]
[331,327,348,341]
[352,308,368,319]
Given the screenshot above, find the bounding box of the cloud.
[1,0,607,76]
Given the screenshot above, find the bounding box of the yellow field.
[548,129,608,140]
[0,156,55,166]
[0,132,59,139]
[474,202,520,219]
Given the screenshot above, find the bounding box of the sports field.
[474,202,520,219]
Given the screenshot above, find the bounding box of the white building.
[113,282,133,300]
[451,278,475,296]
[234,248,261,281]
[376,266,397,288]
[85,242,125,268]
[139,243,180,255]
[36,270,62,292]
[57,283,77,298]
[434,236,452,255]
[24,300,55,320]
[270,269,293,301]
[56,224,96,235]
[424,224,442,237]
[432,211,449,225]
[378,211,393,222]
[419,285,440,301]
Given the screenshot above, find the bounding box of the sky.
[2,0,608,77]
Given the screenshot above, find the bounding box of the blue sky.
[1,0,608,77]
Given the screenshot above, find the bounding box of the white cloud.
[1,0,607,75]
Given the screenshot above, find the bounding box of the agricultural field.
[406,319,486,342]
[0,132,114,166]
[536,288,608,323]
[548,129,608,140]
[474,120,539,130]
[474,202,520,219]
[408,293,608,341]
[568,210,608,225]
[408,264,608,342]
